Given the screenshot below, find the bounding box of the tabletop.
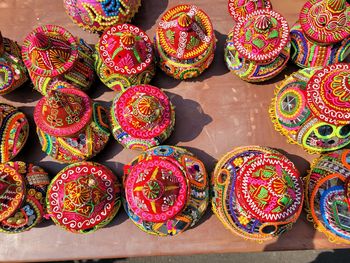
[0,0,350,262]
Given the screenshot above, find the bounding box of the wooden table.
[0,0,349,261]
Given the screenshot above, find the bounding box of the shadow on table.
[165,92,213,145]
[133,0,169,31]
[3,81,42,103]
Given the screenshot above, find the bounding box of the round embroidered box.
[0,103,29,163]
[211,146,303,242]
[305,149,350,244]
[46,162,121,233]
[0,162,50,233]
[228,0,272,22]
[34,84,110,163]
[94,24,156,92]
[290,0,350,68]
[270,64,350,153]
[123,145,209,236]
[155,4,216,80]
[22,25,95,95]
[110,84,175,151]
[63,0,141,33]
[0,32,28,95]
[225,9,290,82]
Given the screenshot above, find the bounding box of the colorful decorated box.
[290,0,350,68]
[225,9,290,82]
[0,103,29,163]
[0,162,50,233]
[305,150,350,244]
[34,84,110,163]
[270,64,350,153]
[22,25,95,95]
[123,145,209,236]
[155,4,216,80]
[110,84,175,150]
[0,32,28,95]
[94,24,155,92]
[228,0,272,22]
[212,146,303,242]
[63,0,141,33]
[46,162,121,233]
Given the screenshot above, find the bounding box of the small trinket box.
[155,4,216,80]
[305,149,350,244]
[22,25,95,95]
[95,24,155,92]
[110,84,175,150]
[123,145,209,236]
[270,64,350,153]
[228,0,272,22]
[290,0,350,68]
[0,32,28,95]
[225,9,290,82]
[64,0,141,33]
[0,103,29,163]
[34,84,110,163]
[46,162,121,233]
[0,162,50,233]
[212,146,303,242]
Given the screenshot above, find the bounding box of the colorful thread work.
[228,0,272,22]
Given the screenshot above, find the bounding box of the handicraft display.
[290,0,350,68]
[224,9,290,82]
[270,64,350,153]
[228,0,272,22]
[212,146,303,242]
[305,150,350,244]
[46,162,121,233]
[22,25,95,95]
[94,24,156,92]
[34,84,110,163]
[154,4,216,80]
[123,145,209,236]
[110,84,175,150]
[0,162,50,233]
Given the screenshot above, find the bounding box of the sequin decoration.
[290,0,350,68]
[155,4,216,80]
[270,65,350,153]
[305,150,350,244]
[63,0,141,33]
[0,162,50,233]
[34,85,110,163]
[123,146,209,236]
[110,84,175,151]
[212,146,303,242]
[47,162,121,233]
[225,9,290,82]
[0,103,29,163]
[94,24,155,92]
[22,25,95,95]
[0,32,28,95]
[228,0,272,22]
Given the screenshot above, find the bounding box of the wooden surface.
[0,0,349,262]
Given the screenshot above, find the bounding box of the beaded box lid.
[46,162,121,233]
[233,9,290,62]
[0,163,26,222]
[0,162,50,233]
[98,24,154,75]
[300,0,350,44]
[0,103,29,163]
[228,0,272,22]
[63,0,141,33]
[112,84,173,140]
[306,63,350,126]
[22,25,79,77]
[305,150,350,244]
[34,88,92,137]
[156,4,214,60]
[212,146,303,241]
